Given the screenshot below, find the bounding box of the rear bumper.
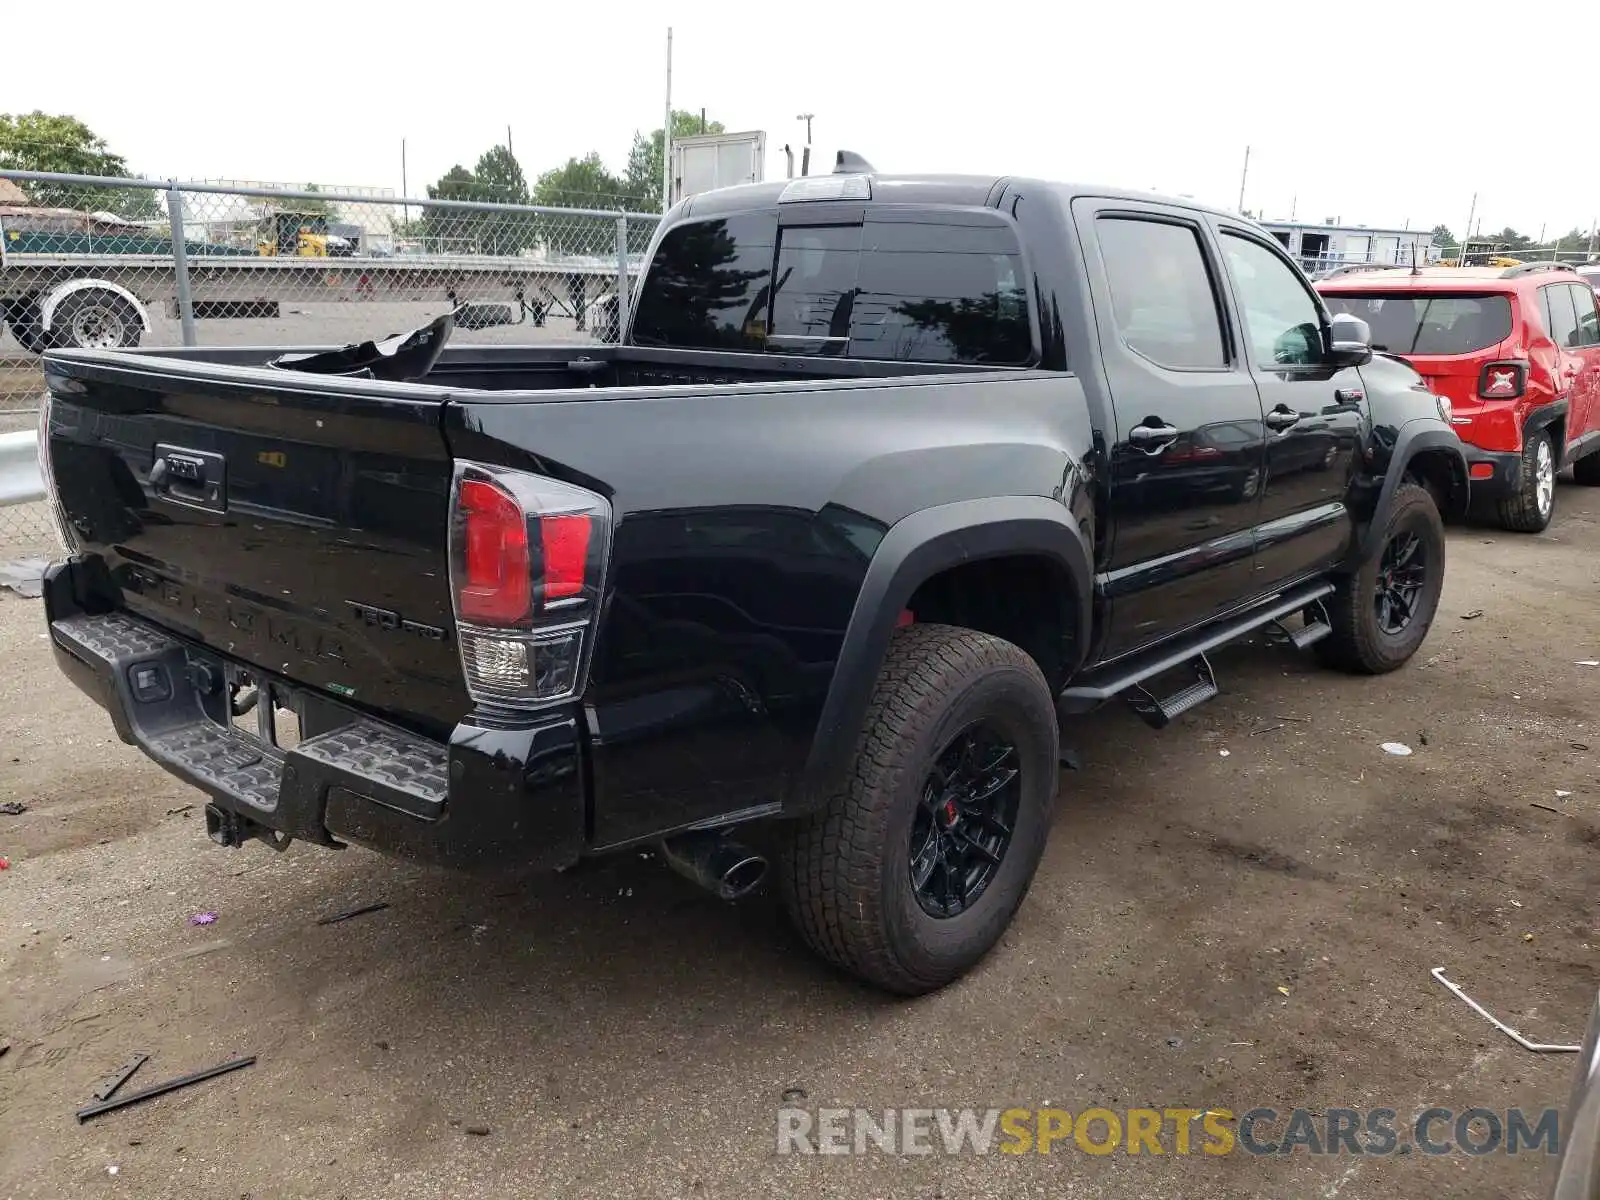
[1460,444,1522,501]
[43,559,586,871]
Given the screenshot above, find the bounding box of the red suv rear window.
[1322,293,1512,356]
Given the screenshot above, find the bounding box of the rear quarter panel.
[446,371,1095,848]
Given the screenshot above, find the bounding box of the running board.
[1125,653,1218,730]
[1058,581,1337,717]
[1273,598,1333,650]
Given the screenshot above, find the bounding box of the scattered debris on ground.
[315,901,389,926]
[0,557,48,599]
[75,1056,257,1122]
[1431,967,1580,1053]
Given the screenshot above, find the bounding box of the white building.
[1257,220,1437,274]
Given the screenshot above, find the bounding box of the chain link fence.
[0,169,660,558]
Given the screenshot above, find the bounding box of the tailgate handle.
[151,444,227,513]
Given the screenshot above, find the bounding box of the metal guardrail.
[0,429,43,507]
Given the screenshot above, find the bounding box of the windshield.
[1322,293,1512,356]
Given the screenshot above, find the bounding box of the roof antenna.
[834,150,876,175]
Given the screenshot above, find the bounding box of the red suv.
[1317,264,1600,532]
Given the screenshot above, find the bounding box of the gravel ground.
[1,486,1597,1199]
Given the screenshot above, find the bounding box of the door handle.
[1264,407,1301,431]
[1128,422,1179,451]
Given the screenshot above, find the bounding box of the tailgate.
[41,353,468,734]
[1403,346,1506,410]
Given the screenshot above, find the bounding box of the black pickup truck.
[37,160,1468,994]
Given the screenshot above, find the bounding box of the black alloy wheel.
[908,723,1021,918]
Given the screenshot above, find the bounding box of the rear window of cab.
[1321,293,1513,356]
[631,211,1034,365]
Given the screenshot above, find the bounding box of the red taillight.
[458,477,531,625]
[1478,360,1527,400]
[449,462,611,709]
[541,514,592,602]
[1470,462,1495,480]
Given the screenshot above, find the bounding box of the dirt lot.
[1,486,1597,1200]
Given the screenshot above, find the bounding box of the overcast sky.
[6,0,1594,240]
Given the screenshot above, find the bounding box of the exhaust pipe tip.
[659,831,768,901]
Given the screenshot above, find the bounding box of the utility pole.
[507,126,514,157]
[797,113,814,144]
[401,138,409,226]
[1237,145,1250,214]
[1459,193,1477,264]
[661,27,673,212]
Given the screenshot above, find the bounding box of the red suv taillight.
[1478,360,1527,400]
[448,461,612,708]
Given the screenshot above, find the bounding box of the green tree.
[472,145,529,203]
[1430,224,1455,248]
[0,111,159,219]
[623,110,725,210]
[532,153,631,255]
[531,152,623,208]
[421,147,538,256]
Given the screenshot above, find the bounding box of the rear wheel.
[48,289,143,351]
[1316,481,1445,674]
[778,624,1059,995]
[1573,449,1600,487]
[1494,429,1555,532]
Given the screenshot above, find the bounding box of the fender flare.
[1359,421,1468,559]
[799,495,1093,801]
[38,278,152,334]
[1526,397,1569,462]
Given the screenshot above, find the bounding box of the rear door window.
[1095,217,1227,369]
[631,214,776,350]
[1541,285,1581,350]
[1321,293,1512,355]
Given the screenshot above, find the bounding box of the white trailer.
[669,131,767,206]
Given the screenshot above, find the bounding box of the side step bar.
[1126,653,1218,730]
[1059,581,1337,718]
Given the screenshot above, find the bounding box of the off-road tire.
[1494,428,1555,532]
[1316,481,1445,674]
[1572,450,1600,487]
[778,624,1059,995]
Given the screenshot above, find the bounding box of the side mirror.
[1327,311,1373,367]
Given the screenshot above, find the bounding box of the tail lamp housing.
[448,461,611,709]
[35,389,78,554]
[1478,361,1527,400]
